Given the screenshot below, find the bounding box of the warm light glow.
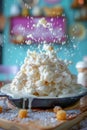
[78,0,84,5]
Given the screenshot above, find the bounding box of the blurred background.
[0,0,87,82]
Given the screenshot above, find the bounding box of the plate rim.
[0,83,87,99]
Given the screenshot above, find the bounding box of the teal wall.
[3,0,87,74]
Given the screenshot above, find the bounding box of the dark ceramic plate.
[0,84,87,108]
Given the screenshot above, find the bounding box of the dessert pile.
[10,45,79,97]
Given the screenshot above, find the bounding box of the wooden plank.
[0,97,87,130]
[0,111,87,130]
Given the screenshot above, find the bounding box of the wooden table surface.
[0,84,87,130]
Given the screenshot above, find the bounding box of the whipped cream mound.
[10,45,79,97]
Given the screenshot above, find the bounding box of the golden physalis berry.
[53,106,62,113]
[0,106,3,113]
[18,109,28,119]
[56,110,66,120]
[49,46,53,51]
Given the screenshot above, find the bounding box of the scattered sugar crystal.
[51,18,53,22]
[27,25,29,28]
[25,40,32,45]
[32,24,36,27]
[0,109,18,121]
[73,45,77,49]
[62,41,66,45]
[27,34,33,39]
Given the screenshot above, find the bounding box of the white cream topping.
[10,44,80,97]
